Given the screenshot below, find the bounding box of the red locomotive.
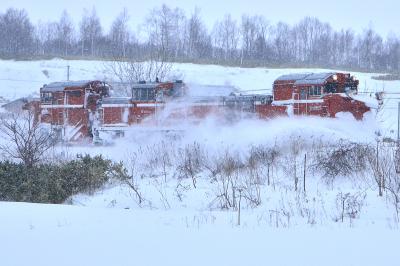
[39,80,110,141]
[36,72,372,142]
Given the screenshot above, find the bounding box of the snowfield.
[1,59,400,266]
[1,201,399,266]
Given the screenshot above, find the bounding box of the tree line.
[0,5,399,73]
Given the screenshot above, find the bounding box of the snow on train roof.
[275,72,335,85]
[131,83,161,89]
[275,73,311,81]
[295,73,335,85]
[131,81,184,89]
[41,80,93,92]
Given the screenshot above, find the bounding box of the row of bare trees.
[0,6,399,72]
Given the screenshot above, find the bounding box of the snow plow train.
[34,72,372,142]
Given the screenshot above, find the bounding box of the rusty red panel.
[256,105,287,119]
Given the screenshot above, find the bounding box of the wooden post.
[376,140,382,197]
[237,188,242,226]
[303,153,307,193]
[396,101,400,174]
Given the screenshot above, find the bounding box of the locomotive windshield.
[40,92,53,103]
[132,87,156,101]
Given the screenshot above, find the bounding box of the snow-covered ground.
[1,200,399,266]
[1,59,400,266]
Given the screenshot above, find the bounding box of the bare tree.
[105,4,184,88]
[56,10,74,56]
[282,136,304,191]
[367,141,393,197]
[209,150,243,210]
[35,21,58,56]
[272,22,292,64]
[176,143,204,189]
[386,34,400,73]
[107,56,172,89]
[0,8,34,58]
[109,8,131,58]
[106,6,175,91]
[121,151,145,206]
[186,8,211,59]
[385,172,400,221]
[335,192,366,224]
[252,144,280,186]
[212,14,239,62]
[79,7,102,57]
[145,4,186,60]
[0,110,56,167]
[158,141,172,182]
[240,15,270,62]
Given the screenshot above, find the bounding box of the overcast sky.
[1,0,398,37]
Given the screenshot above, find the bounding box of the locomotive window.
[300,89,307,100]
[67,91,82,97]
[139,88,148,100]
[132,89,138,100]
[325,83,337,93]
[132,88,156,101]
[41,92,53,103]
[148,89,155,100]
[309,86,322,96]
[140,89,146,100]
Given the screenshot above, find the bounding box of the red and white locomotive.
[36,72,372,142]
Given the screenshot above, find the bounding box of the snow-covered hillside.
[1,59,400,266]
[0,58,396,98]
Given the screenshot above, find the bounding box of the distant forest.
[0,5,399,73]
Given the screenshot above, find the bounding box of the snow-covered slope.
[0,58,397,99]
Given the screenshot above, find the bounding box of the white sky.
[0,0,398,37]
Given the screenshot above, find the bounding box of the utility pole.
[67,65,70,81]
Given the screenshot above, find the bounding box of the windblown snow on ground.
[1,201,399,266]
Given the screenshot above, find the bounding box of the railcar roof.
[294,72,335,85]
[41,80,93,92]
[275,72,335,85]
[131,83,162,89]
[275,73,311,81]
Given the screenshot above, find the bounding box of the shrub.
[0,155,126,204]
[312,140,371,181]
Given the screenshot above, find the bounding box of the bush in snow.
[312,140,370,182]
[175,143,205,189]
[335,192,366,224]
[0,155,127,204]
